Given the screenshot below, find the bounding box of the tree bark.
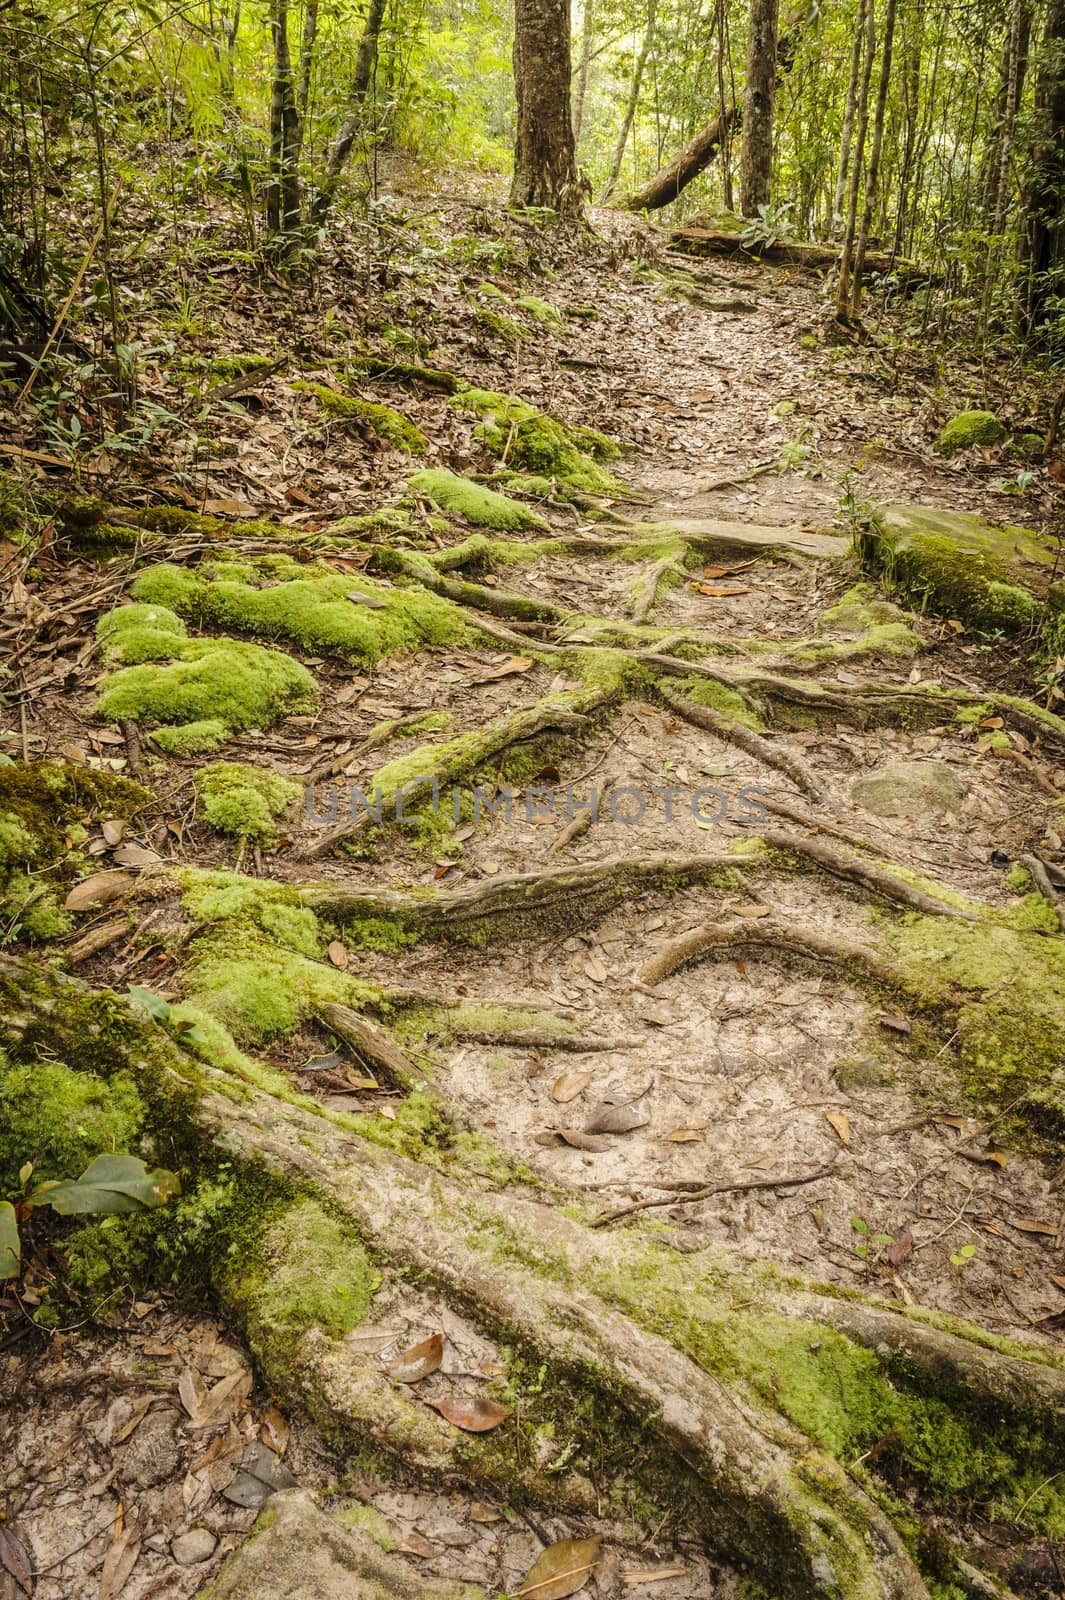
[1020,0,1065,334]
[511,0,582,213]
[831,16,864,231]
[834,0,876,319]
[599,0,658,201]
[620,5,808,212]
[739,0,780,216]
[312,0,389,224]
[266,0,302,235]
[850,0,896,313]
[572,0,594,148]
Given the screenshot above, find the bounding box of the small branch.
[657,681,825,803]
[316,1002,424,1092]
[454,1029,640,1051]
[594,1156,840,1226]
[762,829,974,919]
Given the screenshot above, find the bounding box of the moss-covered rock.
[407,470,549,531]
[292,382,427,453]
[859,504,1055,631]
[473,306,527,346]
[452,388,621,493]
[937,410,1005,453]
[515,294,563,327]
[195,762,302,846]
[127,563,474,665]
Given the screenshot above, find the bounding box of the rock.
[203,1488,487,1599]
[851,760,969,818]
[221,1440,298,1507]
[119,1408,182,1488]
[858,503,1058,631]
[172,1528,218,1565]
[937,410,1005,452]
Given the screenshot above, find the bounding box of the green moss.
[229,1198,380,1349]
[347,355,462,393]
[0,1054,145,1189]
[790,621,922,663]
[408,470,549,531]
[474,306,527,345]
[292,382,427,453]
[128,563,473,665]
[0,762,151,945]
[937,410,1005,453]
[515,295,563,327]
[1003,862,1033,892]
[669,674,765,730]
[195,762,302,846]
[452,387,621,492]
[861,505,1052,632]
[151,719,229,755]
[181,352,277,379]
[334,1504,396,1549]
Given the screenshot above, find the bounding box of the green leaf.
[128,985,172,1021]
[850,1215,869,1235]
[27,1155,181,1217]
[0,1201,21,1280]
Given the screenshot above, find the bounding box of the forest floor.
[2,190,1065,1600]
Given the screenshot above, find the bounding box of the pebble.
[171,1527,218,1565]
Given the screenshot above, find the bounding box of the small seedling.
[949,1242,977,1270]
[852,1215,894,1262]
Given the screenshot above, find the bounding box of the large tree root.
[3,958,1060,1600]
[639,913,899,987]
[657,678,827,802]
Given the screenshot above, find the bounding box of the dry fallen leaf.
[551,1070,592,1104]
[825,1110,852,1146]
[100,818,126,846]
[691,581,753,597]
[64,869,133,911]
[386,1332,444,1384]
[471,655,534,684]
[558,1128,612,1151]
[430,1395,510,1432]
[662,1126,705,1143]
[877,1013,912,1035]
[518,1535,602,1599]
[884,1228,913,1268]
[957,1148,1008,1168]
[584,1102,650,1135]
[327,939,349,970]
[620,1566,687,1586]
[1008,1218,1060,1237]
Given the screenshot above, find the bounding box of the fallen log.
[667,224,939,287]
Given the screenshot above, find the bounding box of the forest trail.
[3,205,1065,1600]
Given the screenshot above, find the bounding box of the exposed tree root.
[1018,853,1065,934]
[639,914,899,987]
[316,1001,425,1092]
[629,551,686,623]
[448,1028,639,1051]
[297,694,603,860]
[3,957,1059,1600]
[762,828,975,919]
[593,1156,842,1225]
[656,679,826,802]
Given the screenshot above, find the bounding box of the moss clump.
[452,388,621,492]
[151,720,229,755]
[128,563,473,665]
[292,382,427,453]
[96,601,189,664]
[195,762,302,846]
[408,470,549,532]
[859,505,1052,632]
[347,355,462,392]
[0,1053,145,1190]
[937,410,1005,453]
[96,608,317,741]
[515,295,563,327]
[473,307,527,346]
[334,1505,396,1550]
[0,761,151,944]
[670,675,765,730]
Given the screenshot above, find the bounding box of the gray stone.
[850,760,969,819]
[199,1489,487,1600]
[172,1528,218,1565]
[222,1440,298,1507]
[119,1408,181,1488]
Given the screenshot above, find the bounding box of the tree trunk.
[266,0,301,236]
[312,0,389,224]
[599,0,658,201]
[572,0,594,148]
[620,4,808,212]
[831,17,864,232]
[739,0,780,216]
[834,0,876,319]
[992,0,1031,235]
[511,0,582,213]
[850,0,896,313]
[1020,0,1065,335]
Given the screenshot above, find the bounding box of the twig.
[593,1156,840,1226]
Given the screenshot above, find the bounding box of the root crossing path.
[2,208,1065,1600]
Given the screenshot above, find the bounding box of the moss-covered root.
[298,688,607,860]
[656,678,826,803]
[407,469,549,532]
[3,956,1062,1600]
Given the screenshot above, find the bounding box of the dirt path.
[3,205,1064,1600]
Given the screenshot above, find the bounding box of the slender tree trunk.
[892,0,922,256]
[511,0,581,213]
[992,0,1031,234]
[835,0,876,318]
[1021,0,1065,335]
[850,0,896,313]
[739,0,780,215]
[291,0,318,167]
[312,0,388,223]
[572,0,594,147]
[266,0,301,235]
[832,18,864,231]
[622,4,809,211]
[716,0,736,208]
[600,0,658,200]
